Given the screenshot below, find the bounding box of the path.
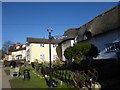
[0,63,11,90]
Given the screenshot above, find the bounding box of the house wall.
[12,50,26,60]
[62,40,75,61]
[26,44,30,62]
[29,43,58,63]
[79,28,120,53]
[8,55,12,61]
[4,55,12,61]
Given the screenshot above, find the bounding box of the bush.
[31,62,35,69]
[36,63,43,71]
[64,43,99,64]
[4,61,10,67]
[53,59,64,69]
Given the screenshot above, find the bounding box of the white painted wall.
[84,29,119,51]
[12,50,26,60]
[79,29,120,59]
[26,45,30,62]
[8,55,12,61]
[62,40,75,61]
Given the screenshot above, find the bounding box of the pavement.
[0,62,11,90]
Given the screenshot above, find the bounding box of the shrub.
[53,59,64,68]
[64,43,99,64]
[4,60,10,67]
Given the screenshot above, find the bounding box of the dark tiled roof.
[27,37,61,44]
[8,44,26,52]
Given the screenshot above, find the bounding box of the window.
[53,55,58,60]
[40,44,44,47]
[16,46,20,49]
[105,41,120,52]
[22,45,26,48]
[40,54,45,60]
[83,31,92,40]
[53,44,58,48]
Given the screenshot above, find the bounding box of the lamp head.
[47,27,53,33]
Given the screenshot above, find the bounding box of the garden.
[4,42,120,89]
[4,65,74,88]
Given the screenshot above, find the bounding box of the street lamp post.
[47,27,53,88]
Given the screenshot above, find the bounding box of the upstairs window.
[40,54,45,60]
[16,46,20,49]
[53,44,58,48]
[40,44,44,47]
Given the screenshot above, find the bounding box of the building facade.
[26,37,60,63]
[59,5,120,60]
[76,5,120,59]
[59,38,75,61]
[6,43,26,61]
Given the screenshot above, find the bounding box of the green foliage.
[73,43,91,63]
[42,62,49,68]
[53,59,64,67]
[64,43,99,64]
[35,63,43,71]
[64,46,73,62]
[86,44,99,58]
[4,60,10,67]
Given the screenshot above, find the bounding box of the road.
[0,62,11,90]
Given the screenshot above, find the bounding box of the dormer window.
[83,31,92,39]
[40,44,44,47]
[16,46,20,49]
[22,45,26,48]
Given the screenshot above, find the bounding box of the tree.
[64,43,99,64]
[85,44,99,59]
[2,40,14,54]
[72,43,91,63]
[64,46,73,63]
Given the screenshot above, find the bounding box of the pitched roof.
[64,5,120,42]
[64,28,79,38]
[59,37,75,44]
[27,37,61,44]
[8,43,26,52]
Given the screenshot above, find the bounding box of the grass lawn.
[9,66,74,88]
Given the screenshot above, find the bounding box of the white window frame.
[53,44,58,48]
[40,54,45,60]
[40,43,44,47]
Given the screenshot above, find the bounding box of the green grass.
[9,66,74,88]
[10,67,48,88]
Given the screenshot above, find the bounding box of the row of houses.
[4,4,120,63]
